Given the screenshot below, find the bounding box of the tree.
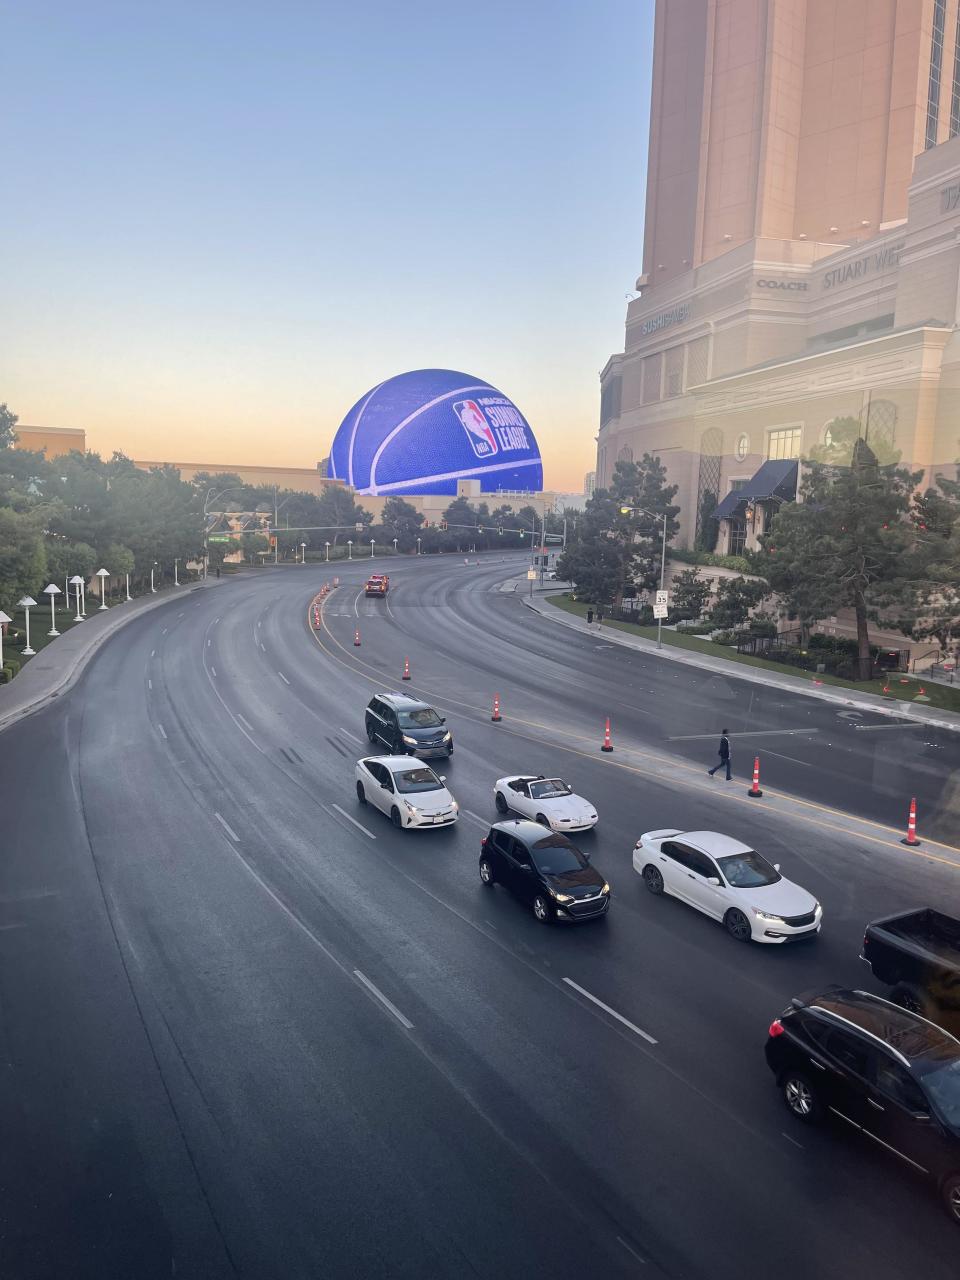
[44,538,97,584]
[758,440,919,679]
[894,472,960,650]
[379,496,423,551]
[241,532,270,562]
[708,576,769,630]
[695,490,719,553]
[809,415,901,468]
[315,484,370,545]
[0,507,47,604]
[670,568,712,621]
[0,403,18,449]
[555,537,623,606]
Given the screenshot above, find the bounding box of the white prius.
[632,829,821,944]
[356,756,459,829]
[494,775,598,832]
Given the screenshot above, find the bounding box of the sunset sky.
[4,2,653,493]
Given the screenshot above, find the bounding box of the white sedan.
[494,775,598,832]
[356,756,459,829]
[632,829,822,944]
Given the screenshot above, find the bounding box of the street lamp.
[325,541,331,562]
[17,597,36,655]
[0,612,10,665]
[125,572,131,601]
[370,538,375,558]
[416,536,421,555]
[151,561,158,593]
[392,538,398,554]
[202,484,246,580]
[174,558,180,587]
[43,584,62,636]
[69,575,85,622]
[347,541,353,559]
[619,506,669,650]
[95,568,110,610]
[300,541,307,564]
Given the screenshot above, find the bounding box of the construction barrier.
[748,756,763,797]
[601,718,613,753]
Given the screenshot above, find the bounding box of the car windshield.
[919,1059,960,1128]
[394,768,444,794]
[716,850,781,888]
[397,708,442,728]
[531,836,587,875]
[528,779,572,800]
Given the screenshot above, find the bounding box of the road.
[1,551,959,1279]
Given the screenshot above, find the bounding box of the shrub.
[712,630,737,645]
[677,621,716,635]
[670,548,753,573]
[0,667,11,684]
[3,656,20,675]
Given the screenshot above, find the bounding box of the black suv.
[765,986,960,1222]
[364,694,452,758]
[479,819,609,924]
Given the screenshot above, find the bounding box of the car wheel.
[391,806,404,829]
[495,792,509,814]
[890,983,933,1019]
[643,865,664,895]
[724,908,753,942]
[479,858,495,886]
[356,782,366,804]
[941,1173,960,1224]
[535,813,551,828]
[781,1071,821,1123]
[532,894,553,924]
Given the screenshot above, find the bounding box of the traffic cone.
[901,797,921,846]
[313,606,320,628]
[491,693,502,722]
[748,756,763,797]
[601,717,613,752]
[354,629,361,647]
[402,657,411,680]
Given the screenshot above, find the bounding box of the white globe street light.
[300,541,307,564]
[96,568,110,610]
[324,541,330,562]
[416,536,421,555]
[17,597,37,655]
[125,572,131,601]
[174,558,180,587]
[151,561,157,593]
[392,538,398,553]
[43,584,62,636]
[0,611,11,666]
[370,538,375,558]
[69,575,85,622]
[347,541,353,560]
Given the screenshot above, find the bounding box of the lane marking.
[162,627,167,634]
[562,978,658,1045]
[214,616,221,625]
[150,649,156,658]
[781,1131,805,1150]
[157,724,167,740]
[278,671,291,685]
[353,969,414,1029]
[237,713,254,733]
[260,642,266,653]
[214,812,240,842]
[147,678,152,690]
[854,722,925,732]
[667,729,820,741]
[616,1236,647,1266]
[339,727,362,743]
[206,638,211,648]
[331,803,376,839]
[763,749,814,769]
[211,666,217,678]
[463,809,490,829]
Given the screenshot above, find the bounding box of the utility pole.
[274,486,279,565]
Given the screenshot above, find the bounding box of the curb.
[0,580,224,736]
[521,594,960,735]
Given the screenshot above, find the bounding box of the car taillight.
[480,836,487,846]
[768,1019,785,1038]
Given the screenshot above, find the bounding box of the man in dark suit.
[708,729,732,780]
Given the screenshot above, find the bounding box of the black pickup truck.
[863,909,960,1033]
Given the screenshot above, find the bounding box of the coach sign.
[755,278,808,291]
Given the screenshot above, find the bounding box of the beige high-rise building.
[600,0,960,550]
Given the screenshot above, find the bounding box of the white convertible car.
[494,775,598,832]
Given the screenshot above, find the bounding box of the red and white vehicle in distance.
[364,574,389,597]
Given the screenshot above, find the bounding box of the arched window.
[695,429,723,548]
[864,399,898,452]
[617,445,634,465]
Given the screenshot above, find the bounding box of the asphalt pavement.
[1,552,959,1279]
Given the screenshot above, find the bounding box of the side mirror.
[707,876,721,886]
[439,775,447,782]
[440,717,446,725]
[773,862,781,872]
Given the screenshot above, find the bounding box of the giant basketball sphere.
[328,369,543,496]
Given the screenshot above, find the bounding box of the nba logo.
[453,400,498,458]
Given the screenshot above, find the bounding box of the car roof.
[675,831,754,858]
[491,818,573,846]
[800,987,960,1064]
[373,693,433,709]
[363,755,438,773]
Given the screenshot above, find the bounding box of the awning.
[712,459,798,521]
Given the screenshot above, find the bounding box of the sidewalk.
[522,592,960,735]
[0,579,223,736]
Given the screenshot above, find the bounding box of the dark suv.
[364,694,452,758]
[765,985,960,1222]
[479,819,610,924]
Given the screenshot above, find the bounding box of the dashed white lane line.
[764,749,814,768]
[330,803,376,840]
[214,616,221,625]
[463,809,489,829]
[353,969,414,1029]
[339,727,362,743]
[853,722,924,732]
[781,1130,804,1150]
[211,666,217,678]
[616,1236,647,1266]
[278,671,290,685]
[161,627,167,635]
[148,678,152,690]
[562,978,658,1045]
[260,642,266,653]
[206,638,211,648]
[667,729,819,741]
[214,812,240,842]
[237,713,254,733]
[157,724,167,740]
[150,649,156,658]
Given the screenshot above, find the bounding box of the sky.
[2,1,654,493]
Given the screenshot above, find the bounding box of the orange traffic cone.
[901,797,921,846]
[601,717,613,753]
[354,629,361,647]
[491,693,502,722]
[748,755,763,797]
[402,657,411,680]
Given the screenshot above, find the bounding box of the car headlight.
[752,908,783,922]
[451,800,459,811]
[552,891,574,903]
[402,735,417,746]
[601,882,610,894]
[442,731,451,741]
[404,801,420,814]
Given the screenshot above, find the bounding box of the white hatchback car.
[356,756,459,829]
[632,829,821,943]
[494,775,598,832]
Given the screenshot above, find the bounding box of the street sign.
[655,589,669,606]
[208,535,233,544]
[527,568,537,580]
[355,522,364,532]
[653,603,668,619]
